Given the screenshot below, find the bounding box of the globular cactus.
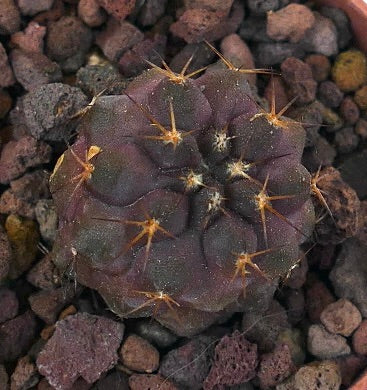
[50,48,315,336]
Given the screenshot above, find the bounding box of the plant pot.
[315,0,367,53]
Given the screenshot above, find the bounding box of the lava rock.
[334,127,359,154]
[17,0,54,16]
[97,0,136,20]
[22,83,88,141]
[160,336,214,390]
[267,4,315,43]
[340,96,360,125]
[0,226,11,282]
[0,42,15,87]
[336,354,367,387]
[258,343,295,389]
[204,330,258,389]
[10,22,46,53]
[10,355,39,390]
[138,0,167,26]
[96,19,144,61]
[318,81,343,108]
[320,6,352,49]
[352,320,367,355]
[36,313,124,389]
[0,0,21,34]
[254,42,305,67]
[78,0,106,27]
[0,311,37,363]
[129,373,177,390]
[301,12,338,56]
[320,298,362,337]
[281,57,317,105]
[27,254,60,290]
[10,49,62,91]
[305,54,331,82]
[0,288,18,324]
[307,324,350,359]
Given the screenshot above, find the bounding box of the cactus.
[50,50,315,336]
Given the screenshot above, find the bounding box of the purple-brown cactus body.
[50,65,315,336]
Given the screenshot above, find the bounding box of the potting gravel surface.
[0,0,367,389]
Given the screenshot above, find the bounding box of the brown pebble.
[10,355,39,390]
[320,298,362,337]
[40,325,55,341]
[352,320,367,355]
[0,0,21,35]
[281,57,317,105]
[17,0,53,16]
[305,54,331,82]
[78,0,106,27]
[10,22,46,53]
[267,3,315,43]
[120,334,159,373]
[129,373,178,390]
[340,96,360,125]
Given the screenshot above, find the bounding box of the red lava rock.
[305,54,331,82]
[0,226,11,282]
[301,12,338,57]
[27,254,60,290]
[335,354,367,387]
[119,34,166,77]
[0,0,21,35]
[308,324,350,359]
[78,0,106,27]
[352,320,367,355]
[0,311,37,363]
[138,0,167,26]
[22,83,88,141]
[36,313,124,389]
[0,136,52,184]
[0,365,8,389]
[318,81,344,108]
[46,16,92,72]
[267,3,315,43]
[242,300,290,352]
[204,330,258,390]
[28,284,76,324]
[119,334,159,373]
[170,0,243,43]
[33,0,65,25]
[0,42,15,87]
[129,374,177,390]
[314,167,360,244]
[96,19,144,61]
[10,355,39,390]
[220,33,256,85]
[0,170,50,218]
[339,96,360,125]
[184,0,234,14]
[97,0,136,20]
[11,22,46,53]
[281,57,317,105]
[10,48,62,91]
[258,343,295,389]
[305,277,335,323]
[17,0,54,16]
[264,77,289,116]
[159,336,214,390]
[320,298,362,337]
[0,287,18,324]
